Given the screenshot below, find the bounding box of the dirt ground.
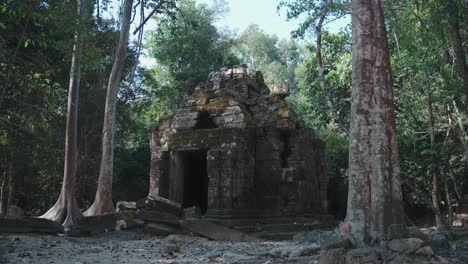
[0,231,296,264]
[0,230,467,264]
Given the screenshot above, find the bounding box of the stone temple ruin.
[149,65,329,230]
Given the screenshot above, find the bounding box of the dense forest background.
[0,0,467,226]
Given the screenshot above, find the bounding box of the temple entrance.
[181,150,209,214]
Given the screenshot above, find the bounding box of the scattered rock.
[387,238,424,254]
[407,227,429,241]
[269,246,295,257]
[320,233,352,250]
[145,195,181,216]
[319,248,346,264]
[116,201,137,212]
[182,206,201,220]
[426,233,450,249]
[415,246,434,257]
[346,247,381,263]
[289,243,320,258]
[222,251,255,261]
[115,211,137,221]
[115,219,145,231]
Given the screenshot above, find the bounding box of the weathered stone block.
[137,209,181,225]
[146,195,182,216]
[144,223,180,236]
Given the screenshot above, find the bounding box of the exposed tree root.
[40,193,82,229]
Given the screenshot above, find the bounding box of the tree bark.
[427,90,445,229]
[0,170,7,214]
[85,0,134,216]
[452,100,468,160]
[6,155,14,208]
[39,0,86,228]
[346,0,405,246]
[443,104,453,225]
[446,1,468,107]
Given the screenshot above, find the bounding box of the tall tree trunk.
[85,0,134,216]
[427,91,445,229]
[0,171,5,214]
[40,0,86,228]
[443,104,454,225]
[6,153,15,208]
[346,0,405,246]
[446,1,468,107]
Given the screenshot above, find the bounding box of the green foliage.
[234,25,304,88]
[144,0,234,124]
[278,0,350,38]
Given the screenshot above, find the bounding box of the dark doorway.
[181,150,209,214]
[194,111,217,129]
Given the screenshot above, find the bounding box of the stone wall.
[149,65,328,223]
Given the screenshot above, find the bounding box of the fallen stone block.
[387,238,424,254]
[145,195,181,216]
[319,248,346,264]
[136,209,181,225]
[116,210,137,221]
[144,223,180,236]
[0,217,64,234]
[407,227,429,241]
[180,219,262,242]
[289,243,321,258]
[425,233,450,249]
[116,201,137,212]
[136,198,146,209]
[320,233,352,250]
[116,218,145,231]
[345,247,382,263]
[462,217,468,228]
[415,246,434,257]
[182,206,201,220]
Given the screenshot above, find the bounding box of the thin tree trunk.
[442,105,453,225]
[0,171,6,214]
[452,99,468,160]
[85,0,134,216]
[446,1,468,107]
[346,0,405,246]
[427,90,445,229]
[40,0,86,228]
[315,0,349,137]
[449,169,463,208]
[444,176,453,225]
[6,153,14,208]
[403,179,449,227]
